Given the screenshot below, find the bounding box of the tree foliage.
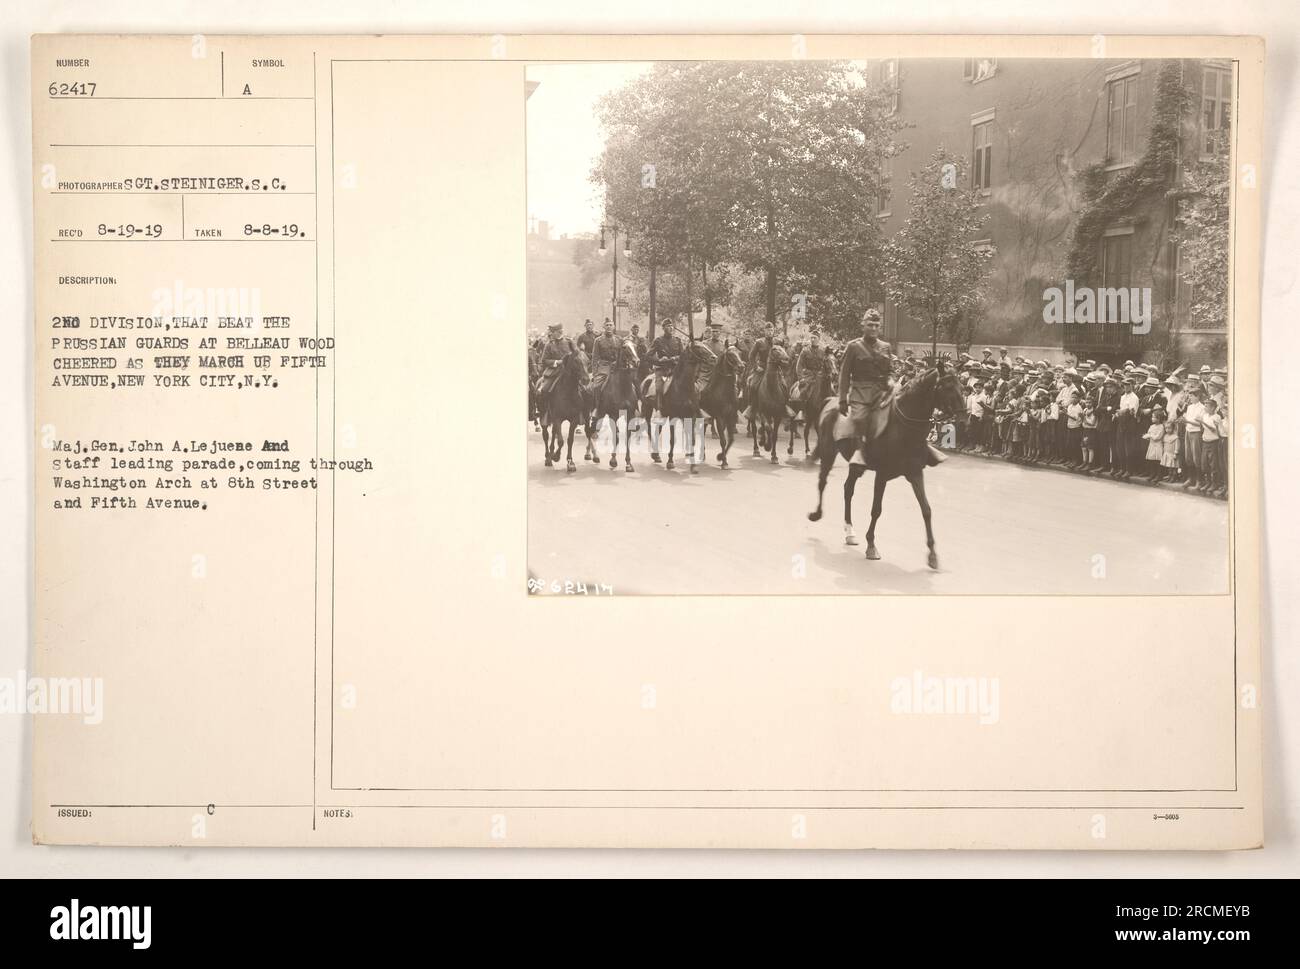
[591,60,906,337]
[882,150,994,353]
[1169,137,1230,330]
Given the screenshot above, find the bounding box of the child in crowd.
[1144,407,1168,483]
[1065,391,1083,468]
[1010,398,1028,460]
[1200,399,1225,496]
[1080,400,1098,470]
[1161,416,1180,477]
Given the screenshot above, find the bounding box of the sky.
[526,62,653,239]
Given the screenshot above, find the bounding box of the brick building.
[874,57,1232,366]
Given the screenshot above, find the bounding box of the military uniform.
[789,344,827,404]
[536,334,576,394]
[576,328,597,361]
[745,334,776,396]
[647,331,685,399]
[838,336,893,440]
[591,332,621,395]
[697,331,723,380]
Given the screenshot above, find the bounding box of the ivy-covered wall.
[886,58,1222,364]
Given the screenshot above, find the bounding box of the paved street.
[527,421,1230,596]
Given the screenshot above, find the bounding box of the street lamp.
[597,224,632,330]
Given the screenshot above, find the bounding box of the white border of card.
[32,33,1262,848]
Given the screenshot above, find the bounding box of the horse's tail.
[813,398,845,461]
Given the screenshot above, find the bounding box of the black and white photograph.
[526,57,1235,595]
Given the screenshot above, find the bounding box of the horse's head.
[618,339,639,370]
[768,344,791,369]
[721,343,745,373]
[564,348,590,382]
[931,362,967,419]
[685,340,716,368]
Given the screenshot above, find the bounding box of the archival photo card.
[31,33,1262,849]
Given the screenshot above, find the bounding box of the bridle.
[892,370,957,425]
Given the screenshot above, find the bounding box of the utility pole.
[598,225,632,332]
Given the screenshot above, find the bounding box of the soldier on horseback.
[837,308,894,466]
[628,323,648,358]
[697,322,725,386]
[591,319,621,397]
[647,318,685,401]
[576,319,598,360]
[535,322,578,420]
[743,322,778,419]
[789,332,827,409]
[703,322,725,359]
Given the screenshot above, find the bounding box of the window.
[972,120,993,191]
[1202,66,1231,155]
[873,59,899,115]
[962,58,998,83]
[1102,232,1133,291]
[1105,74,1139,165]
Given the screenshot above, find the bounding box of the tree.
[1168,137,1229,334]
[592,60,905,339]
[883,150,995,357]
[592,64,733,340]
[702,61,905,332]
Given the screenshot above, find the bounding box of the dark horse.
[591,338,642,472]
[540,349,593,473]
[700,342,746,469]
[527,342,544,431]
[787,352,837,460]
[643,341,715,473]
[750,343,792,464]
[807,365,966,569]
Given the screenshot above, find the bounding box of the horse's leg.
[752,409,761,456]
[908,471,938,570]
[648,399,661,463]
[586,410,598,462]
[807,419,835,522]
[623,409,634,472]
[665,420,677,471]
[804,412,813,458]
[769,416,779,464]
[607,414,619,469]
[864,473,888,561]
[688,417,700,474]
[843,464,865,545]
[787,411,796,455]
[565,420,577,473]
[542,422,553,467]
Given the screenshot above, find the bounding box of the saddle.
[536,363,563,395]
[640,373,668,400]
[825,386,896,443]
